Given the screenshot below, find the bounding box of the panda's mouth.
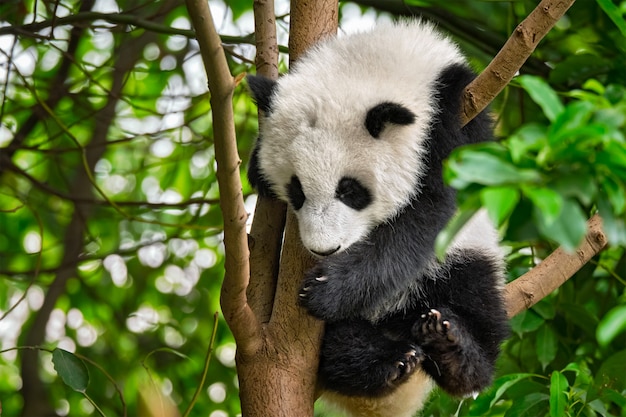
[309,246,341,257]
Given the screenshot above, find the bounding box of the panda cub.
[247,20,509,417]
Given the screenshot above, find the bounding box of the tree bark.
[186,0,337,415]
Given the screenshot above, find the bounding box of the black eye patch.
[335,177,372,211]
[365,102,416,138]
[287,175,306,210]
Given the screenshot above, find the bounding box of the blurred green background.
[0,1,625,416]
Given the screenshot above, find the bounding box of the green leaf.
[551,175,597,207]
[510,309,545,335]
[505,392,550,417]
[595,350,626,392]
[596,0,626,37]
[447,149,540,189]
[533,198,588,252]
[52,348,90,393]
[472,373,537,414]
[434,203,479,261]
[532,299,556,320]
[524,186,563,225]
[518,75,564,122]
[598,196,626,246]
[603,176,626,214]
[597,305,626,346]
[551,55,612,86]
[549,371,569,417]
[508,123,547,164]
[480,186,520,226]
[548,101,595,145]
[536,324,558,369]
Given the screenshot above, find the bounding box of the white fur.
[321,370,434,417]
[452,209,502,255]
[258,20,465,255]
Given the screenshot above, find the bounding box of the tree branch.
[186,1,336,415]
[460,0,576,125]
[0,11,251,44]
[246,0,286,323]
[184,0,259,352]
[505,214,607,317]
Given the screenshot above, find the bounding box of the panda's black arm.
[300,176,456,321]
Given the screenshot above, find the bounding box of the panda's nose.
[310,246,341,257]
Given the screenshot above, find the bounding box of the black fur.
[249,62,509,398]
[365,102,417,138]
[287,175,306,210]
[318,247,508,396]
[247,75,277,113]
[335,177,372,211]
[247,142,275,198]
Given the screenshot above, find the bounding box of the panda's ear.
[365,102,416,138]
[247,75,277,113]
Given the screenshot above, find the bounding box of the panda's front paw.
[299,262,350,321]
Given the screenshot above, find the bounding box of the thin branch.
[0,203,43,321]
[182,312,219,417]
[0,0,95,174]
[460,0,576,125]
[0,11,245,43]
[74,352,128,417]
[4,163,219,207]
[3,161,216,231]
[505,214,607,317]
[246,0,285,323]
[184,0,259,352]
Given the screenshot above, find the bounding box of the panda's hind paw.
[415,308,459,345]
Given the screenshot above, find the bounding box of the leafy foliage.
[0,0,625,417]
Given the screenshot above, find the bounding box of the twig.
[182,312,219,417]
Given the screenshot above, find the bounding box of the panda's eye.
[335,177,372,211]
[287,175,306,210]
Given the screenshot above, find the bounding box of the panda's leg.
[412,248,510,397]
[319,319,423,397]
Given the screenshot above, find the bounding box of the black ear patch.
[365,102,416,138]
[335,177,372,211]
[247,75,278,113]
[287,175,306,210]
[247,142,275,198]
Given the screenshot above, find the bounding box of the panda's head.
[248,21,464,257]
